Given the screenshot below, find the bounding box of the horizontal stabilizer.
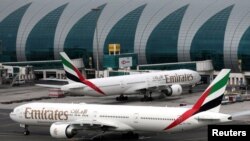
[40,78,68,82]
[195,115,221,121]
[36,84,62,88]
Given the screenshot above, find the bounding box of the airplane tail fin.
[60,52,106,95]
[60,52,86,84]
[192,69,230,113]
[165,69,230,130]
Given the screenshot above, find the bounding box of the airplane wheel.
[148,97,153,101]
[116,97,120,101]
[122,132,139,139]
[141,97,153,102]
[24,131,30,135]
[134,133,139,139]
[116,95,128,101]
[124,96,128,100]
[188,89,192,93]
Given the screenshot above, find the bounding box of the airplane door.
[147,78,150,87]
[133,113,139,123]
[120,81,126,88]
[147,77,153,87]
[92,111,98,122]
[16,108,23,119]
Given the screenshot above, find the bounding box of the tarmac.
[0,85,249,141]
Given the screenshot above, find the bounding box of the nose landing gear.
[20,124,30,135]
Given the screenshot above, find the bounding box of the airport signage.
[119,57,132,68]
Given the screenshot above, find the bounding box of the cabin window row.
[68,114,89,117]
[140,117,176,121]
[99,115,129,119]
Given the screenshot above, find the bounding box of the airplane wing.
[123,84,168,94]
[36,84,62,88]
[123,84,150,94]
[40,78,68,82]
[55,119,133,131]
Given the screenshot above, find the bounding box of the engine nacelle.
[162,84,182,96]
[50,123,77,139]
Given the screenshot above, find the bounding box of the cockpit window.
[14,108,20,113]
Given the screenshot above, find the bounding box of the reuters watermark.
[208,125,249,140]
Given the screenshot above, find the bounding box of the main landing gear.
[20,124,30,135]
[116,94,128,101]
[140,91,153,102]
[122,131,139,139]
[188,85,193,93]
[92,131,139,140]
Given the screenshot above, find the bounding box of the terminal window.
[0,40,2,54]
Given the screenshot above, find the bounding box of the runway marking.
[0,113,9,116]
[139,136,151,139]
[0,132,49,138]
[0,133,23,136]
[0,117,10,120]
[1,123,18,127]
[184,137,207,141]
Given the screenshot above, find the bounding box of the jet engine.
[50,123,77,138]
[161,84,182,96]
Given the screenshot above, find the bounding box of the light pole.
[92,7,100,78]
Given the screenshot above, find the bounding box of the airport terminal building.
[0,0,250,73]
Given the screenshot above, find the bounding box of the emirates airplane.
[10,69,231,139]
[38,52,201,101]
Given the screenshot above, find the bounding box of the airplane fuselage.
[9,69,232,139]
[61,69,200,96]
[10,103,230,133]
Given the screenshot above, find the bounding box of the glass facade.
[104,4,146,54]
[238,26,250,71]
[64,4,106,68]
[1,1,250,72]
[138,63,196,71]
[109,71,129,77]
[0,3,31,62]
[25,4,68,61]
[190,5,234,70]
[103,53,138,69]
[146,5,188,64]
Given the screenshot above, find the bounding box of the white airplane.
[10,69,232,139]
[37,52,201,101]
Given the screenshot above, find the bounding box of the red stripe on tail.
[73,65,106,96]
[165,87,211,130]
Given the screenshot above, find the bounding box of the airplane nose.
[9,111,16,121]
